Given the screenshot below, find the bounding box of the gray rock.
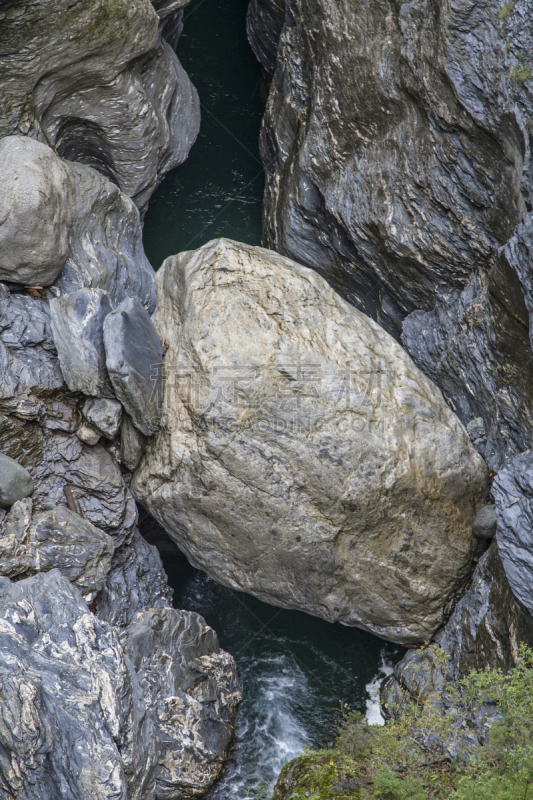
[0,453,34,508]
[493,450,533,616]
[50,288,114,398]
[401,267,533,471]
[121,413,148,472]
[0,501,115,594]
[381,541,533,755]
[0,136,157,311]
[132,239,488,645]
[121,606,242,798]
[104,297,163,437]
[83,398,123,440]
[472,505,497,540]
[96,528,172,628]
[251,0,533,467]
[0,0,200,213]
[466,418,486,439]
[0,569,241,800]
[0,137,74,286]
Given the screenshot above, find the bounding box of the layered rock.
[0,570,241,800]
[250,0,533,469]
[0,0,200,212]
[132,238,488,645]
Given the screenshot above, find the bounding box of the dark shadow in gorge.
[142,0,265,267]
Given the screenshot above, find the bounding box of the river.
[141,1,403,796]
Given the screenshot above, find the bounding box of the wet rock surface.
[133,238,488,645]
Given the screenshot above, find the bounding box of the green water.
[141,4,405,796]
[142,0,265,266]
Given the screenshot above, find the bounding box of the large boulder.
[1,136,157,310]
[0,0,200,213]
[132,239,488,644]
[0,137,74,286]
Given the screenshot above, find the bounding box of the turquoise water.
[141,3,404,796]
[142,0,264,266]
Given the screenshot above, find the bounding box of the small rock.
[43,502,56,510]
[83,397,122,440]
[0,453,34,508]
[50,288,114,397]
[120,413,147,471]
[76,424,101,446]
[472,504,497,539]
[103,297,163,436]
[466,417,486,439]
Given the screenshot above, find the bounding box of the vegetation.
[499,2,515,20]
[510,65,532,83]
[272,644,533,800]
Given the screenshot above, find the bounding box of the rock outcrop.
[250,0,533,469]
[0,569,241,800]
[0,0,200,213]
[132,238,488,645]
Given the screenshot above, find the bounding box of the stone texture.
[132,238,488,644]
[472,504,497,540]
[1,135,157,311]
[0,0,200,213]
[493,450,533,617]
[50,288,114,398]
[0,453,34,508]
[0,569,240,800]
[77,424,102,446]
[246,0,285,80]
[104,298,163,437]
[380,541,533,752]
[121,606,242,799]
[121,414,147,472]
[84,398,123,440]
[251,0,533,470]
[0,136,74,286]
[96,528,172,628]
[0,500,114,594]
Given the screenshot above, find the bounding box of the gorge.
[1,0,533,798]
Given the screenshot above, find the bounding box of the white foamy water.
[207,652,310,799]
[365,655,394,726]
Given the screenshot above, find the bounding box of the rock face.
[0,569,241,800]
[0,0,200,213]
[380,541,533,749]
[250,0,533,470]
[133,238,488,644]
[104,297,163,437]
[2,136,156,310]
[50,288,114,397]
[0,500,115,594]
[493,451,533,617]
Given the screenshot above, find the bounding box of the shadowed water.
[141,520,403,798]
[142,0,264,266]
